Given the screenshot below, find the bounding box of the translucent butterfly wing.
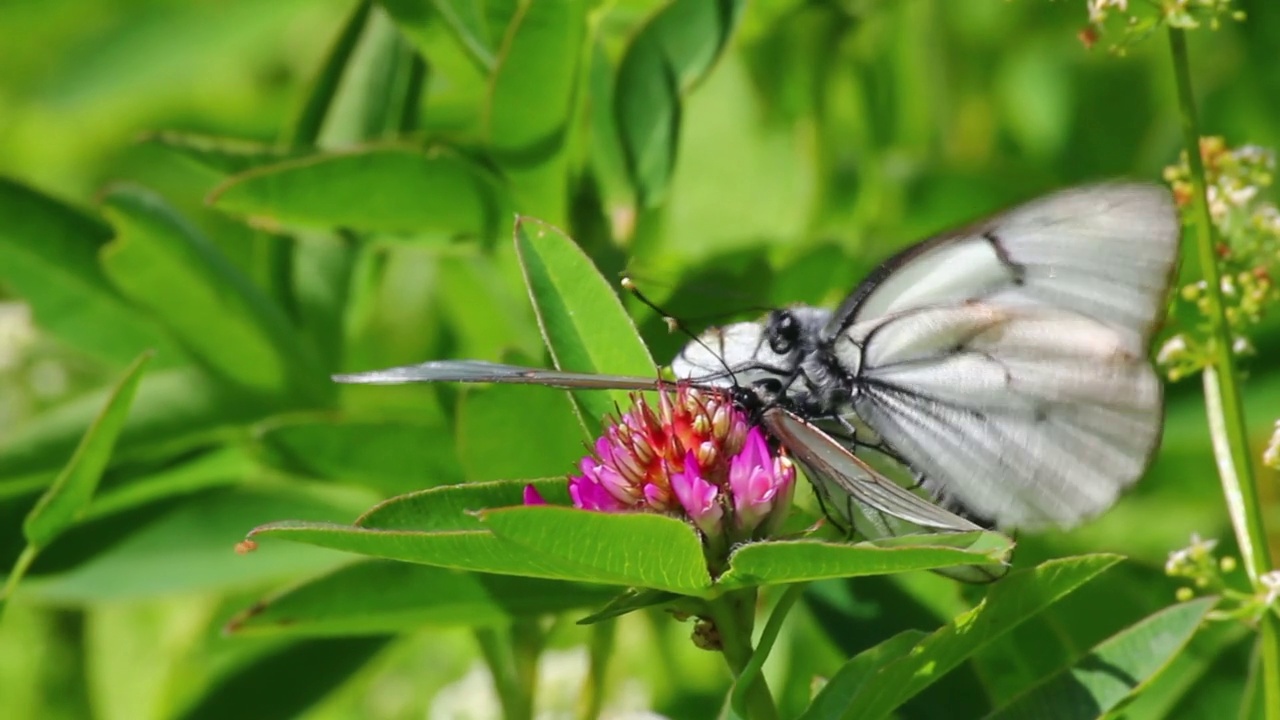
[825,183,1178,350]
[334,360,661,390]
[827,184,1179,529]
[762,407,1008,582]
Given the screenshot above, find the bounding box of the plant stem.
[578,621,615,720]
[0,544,39,616]
[707,589,779,720]
[730,584,806,718]
[511,619,543,716]
[1167,27,1280,720]
[475,627,533,720]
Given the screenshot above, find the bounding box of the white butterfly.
[337,183,1179,571]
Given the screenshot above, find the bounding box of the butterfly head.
[670,306,835,417]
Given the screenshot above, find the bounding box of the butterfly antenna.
[621,277,741,388]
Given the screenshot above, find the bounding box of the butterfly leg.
[809,481,854,538]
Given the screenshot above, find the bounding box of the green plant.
[1,1,1276,718]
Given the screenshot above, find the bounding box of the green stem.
[577,621,615,720]
[0,544,39,613]
[707,589,779,720]
[511,619,543,717]
[1167,28,1280,720]
[475,627,532,720]
[730,584,806,718]
[628,204,666,268]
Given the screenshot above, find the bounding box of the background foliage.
[1,0,1279,718]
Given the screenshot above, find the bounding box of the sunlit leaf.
[486,0,587,163]
[513,216,655,425]
[716,532,1013,590]
[22,352,153,548]
[985,597,1217,720]
[798,630,928,720]
[209,146,508,238]
[614,0,746,206]
[811,555,1123,720]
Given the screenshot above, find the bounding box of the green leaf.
[1101,621,1251,720]
[380,0,516,72]
[4,352,163,608]
[995,40,1072,161]
[0,366,268,480]
[246,519,595,583]
[339,245,449,401]
[0,178,182,367]
[208,146,508,238]
[827,555,1123,720]
[715,532,1013,591]
[291,230,357,368]
[246,480,592,582]
[576,587,682,625]
[22,352,153,548]
[513,216,655,425]
[357,478,568,531]
[456,383,587,481]
[317,8,419,146]
[247,480,713,594]
[434,251,541,360]
[613,0,746,206]
[24,486,361,602]
[985,597,1217,720]
[481,505,710,595]
[286,0,372,149]
[254,414,463,495]
[100,185,327,402]
[486,0,587,163]
[799,630,928,720]
[967,556,1177,707]
[175,637,391,720]
[140,131,294,175]
[86,446,255,520]
[226,560,617,637]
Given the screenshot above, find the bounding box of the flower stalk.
[475,627,534,720]
[1168,27,1280,720]
[730,584,807,718]
[707,589,780,720]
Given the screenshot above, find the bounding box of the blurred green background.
[1,0,1279,718]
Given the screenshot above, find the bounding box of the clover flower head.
[540,387,794,544]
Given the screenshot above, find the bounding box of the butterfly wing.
[824,183,1178,529]
[824,183,1178,352]
[763,407,1008,582]
[334,360,662,390]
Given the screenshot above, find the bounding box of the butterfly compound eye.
[767,311,800,355]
